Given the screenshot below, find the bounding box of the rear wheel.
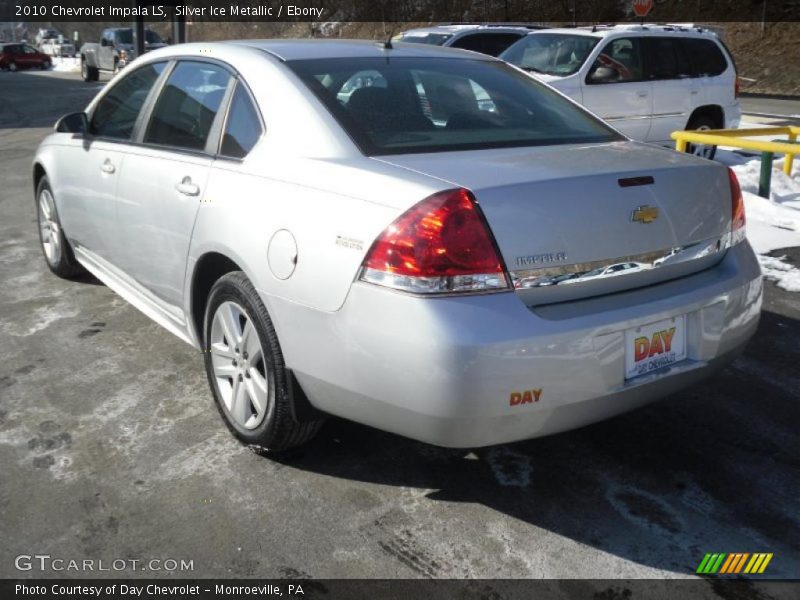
[80,59,98,82]
[685,115,720,160]
[8,61,17,72]
[203,272,323,452]
[36,176,85,278]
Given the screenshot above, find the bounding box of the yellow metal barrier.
[671,126,799,176]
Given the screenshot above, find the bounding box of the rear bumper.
[267,242,762,448]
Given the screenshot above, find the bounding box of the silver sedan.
[33,40,762,451]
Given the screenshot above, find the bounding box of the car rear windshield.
[115,30,163,45]
[500,33,600,76]
[399,32,454,46]
[287,57,621,156]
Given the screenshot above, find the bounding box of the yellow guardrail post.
[671,126,799,199]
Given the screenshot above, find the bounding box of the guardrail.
[671,126,799,198]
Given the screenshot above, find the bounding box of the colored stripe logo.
[696,553,773,574]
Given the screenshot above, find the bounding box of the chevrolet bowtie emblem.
[631,205,659,224]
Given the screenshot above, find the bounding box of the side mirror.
[589,66,619,84]
[101,38,113,47]
[55,112,89,135]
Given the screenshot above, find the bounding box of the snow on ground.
[716,138,800,292]
[51,57,79,73]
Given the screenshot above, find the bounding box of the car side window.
[220,83,263,159]
[590,37,644,83]
[681,39,728,77]
[90,61,166,140]
[144,61,232,152]
[450,33,524,57]
[645,38,692,80]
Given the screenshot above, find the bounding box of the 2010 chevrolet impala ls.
[33,40,762,451]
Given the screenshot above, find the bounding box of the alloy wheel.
[38,188,62,266]
[209,301,269,430]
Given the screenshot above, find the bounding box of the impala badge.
[631,205,659,224]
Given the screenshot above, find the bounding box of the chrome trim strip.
[604,115,652,121]
[604,113,686,122]
[510,234,730,290]
[650,112,687,119]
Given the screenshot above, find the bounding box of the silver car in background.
[33,40,762,451]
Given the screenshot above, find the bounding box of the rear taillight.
[359,188,509,294]
[735,75,741,98]
[728,168,746,245]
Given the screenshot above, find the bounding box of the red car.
[0,43,52,71]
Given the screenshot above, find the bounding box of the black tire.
[80,58,98,82]
[685,114,720,160]
[8,61,17,72]
[41,59,51,70]
[35,176,85,278]
[203,272,323,452]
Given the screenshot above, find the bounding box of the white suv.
[395,24,545,57]
[500,24,741,157]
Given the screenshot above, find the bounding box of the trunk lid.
[376,141,732,305]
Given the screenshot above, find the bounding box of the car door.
[580,37,652,140]
[643,37,698,143]
[113,60,232,311]
[13,44,33,68]
[5,44,22,68]
[100,30,115,70]
[21,45,41,67]
[58,61,168,261]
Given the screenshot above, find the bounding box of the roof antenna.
[383,26,396,49]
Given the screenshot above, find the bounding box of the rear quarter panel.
[186,50,449,317]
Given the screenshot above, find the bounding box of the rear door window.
[144,61,232,152]
[90,61,167,140]
[645,37,693,80]
[220,83,263,158]
[589,37,644,83]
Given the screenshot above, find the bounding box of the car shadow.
[70,270,103,286]
[269,308,800,577]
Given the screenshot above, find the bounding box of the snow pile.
[722,152,800,292]
[51,57,79,73]
[758,256,800,292]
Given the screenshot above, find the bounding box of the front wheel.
[41,59,51,70]
[36,177,86,278]
[203,272,323,452]
[8,61,17,72]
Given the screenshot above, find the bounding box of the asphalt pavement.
[1,69,799,585]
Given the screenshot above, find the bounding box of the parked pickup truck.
[80,27,167,81]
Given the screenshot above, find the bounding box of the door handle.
[636,90,648,97]
[690,89,699,95]
[100,159,115,174]
[175,177,200,196]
